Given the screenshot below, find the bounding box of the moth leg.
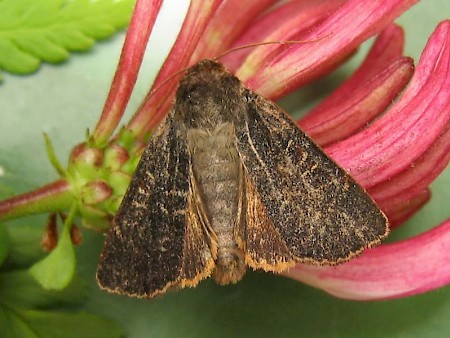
[243,169,297,273]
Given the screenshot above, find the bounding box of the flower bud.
[80,180,112,206]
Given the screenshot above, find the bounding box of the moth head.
[175,59,246,129]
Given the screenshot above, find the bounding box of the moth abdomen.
[187,122,246,285]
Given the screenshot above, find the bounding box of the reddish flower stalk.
[0,180,72,221]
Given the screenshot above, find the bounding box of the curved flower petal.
[369,122,450,210]
[327,21,450,189]
[381,188,430,227]
[192,0,278,61]
[300,25,413,146]
[285,218,450,300]
[243,0,418,98]
[302,58,414,146]
[222,0,346,72]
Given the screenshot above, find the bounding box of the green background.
[1,1,450,337]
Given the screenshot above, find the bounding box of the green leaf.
[0,0,135,78]
[0,270,86,309]
[34,309,124,338]
[3,221,46,269]
[0,224,11,266]
[0,308,124,338]
[28,204,77,290]
[0,37,40,74]
[0,306,38,338]
[28,230,75,290]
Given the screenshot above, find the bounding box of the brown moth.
[96,60,389,298]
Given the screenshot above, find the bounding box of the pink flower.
[1,0,449,301]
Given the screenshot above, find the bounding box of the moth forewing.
[235,89,389,264]
[97,59,389,299]
[241,171,298,272]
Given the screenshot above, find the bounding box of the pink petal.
[380,188,431,228]
[285,218,450,300]
[127,0,222,136]
[299,25,414,146]
[243,0,419,99]
[301,59,413,146]
[92,0,163,145]
[222,0,346,72]
[191,0,278,61]
[369,122,450,206]
[326,21,450,188]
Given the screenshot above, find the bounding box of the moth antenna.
[214,35,330,61]
[147,35,330,100]
[147,66,192,99]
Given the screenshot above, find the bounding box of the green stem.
[44,133,67,176]
[0,180,74,222]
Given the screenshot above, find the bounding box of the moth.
[97,59,389,298]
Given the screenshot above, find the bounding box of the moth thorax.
[187,122,246,285]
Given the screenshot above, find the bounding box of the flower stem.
[0,180,73,222]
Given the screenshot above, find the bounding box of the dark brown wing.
[97,112,214,298]
[235,90,389,267]
[241,171,297,272]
